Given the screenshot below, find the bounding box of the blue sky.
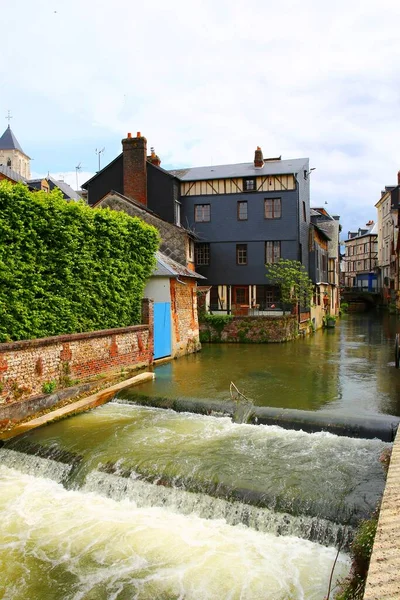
[1,0,400,235]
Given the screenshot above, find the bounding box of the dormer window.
[243,177,256,192]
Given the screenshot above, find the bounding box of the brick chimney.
[149,147,161,167]
[254,146,264,168]
[122,132,147,205]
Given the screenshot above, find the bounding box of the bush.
[0,182,159,342]
[42,380,57,395]
[201,314,234,333]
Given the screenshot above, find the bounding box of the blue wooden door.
[154,302,172,359]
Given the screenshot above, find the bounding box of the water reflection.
[121,313,400,416]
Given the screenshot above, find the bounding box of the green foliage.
[340,302,349,313]
[323,314,337,327]
[42,380,57,395]
[0,182,159,342]
[265,259,313,309]
[202,314,234,333]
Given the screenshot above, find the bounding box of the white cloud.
[1,0,400,233]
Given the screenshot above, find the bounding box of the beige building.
[0,125,31,179]
[310,208,341,316]
[344,221,378,290]
[375,184,398,303]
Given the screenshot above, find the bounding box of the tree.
[265,259,313,314]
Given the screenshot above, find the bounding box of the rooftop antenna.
[95,147,105,172]
[75,162,82,190]
[5,110,12,126]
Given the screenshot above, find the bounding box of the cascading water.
[0,400,389,599]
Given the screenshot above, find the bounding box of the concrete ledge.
[0,372,154,441]
[364,427,400,599]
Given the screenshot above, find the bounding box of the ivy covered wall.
[200,314,299,343]
[0,182,159,342]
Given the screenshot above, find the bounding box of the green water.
[121,313,400,416]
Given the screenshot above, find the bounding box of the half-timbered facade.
[344,222,378,290]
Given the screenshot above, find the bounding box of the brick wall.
[170,278,201,356]
[0,299,154,405]
[122,133,147,205]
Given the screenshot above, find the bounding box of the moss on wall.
[200,315,298,343]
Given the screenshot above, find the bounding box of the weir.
[119,392,400,442]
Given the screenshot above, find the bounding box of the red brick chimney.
[149,147,161,167]
[122,131,147,205]
[254,146,264,168]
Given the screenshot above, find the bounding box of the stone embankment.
[0,372,154,442]
[364,427,400,599]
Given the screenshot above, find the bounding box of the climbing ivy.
[0,182,159,342]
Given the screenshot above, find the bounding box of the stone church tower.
[0,125,31,179]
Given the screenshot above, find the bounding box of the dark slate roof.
[169,157,309,181]
[0,126,26,155]
[47,175,80,201]
[153,251,205,280]
[312,223,331,241]
[0,164,26,183]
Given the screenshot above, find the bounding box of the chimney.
[254,146,264,168]
[397,170,400,186]
[122,131,147,205]
[366,220,374,226]
[149,147,161,167]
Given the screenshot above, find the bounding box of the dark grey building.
[170,148,310,311]
[82,135,311,313]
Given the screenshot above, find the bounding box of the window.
[236,244,247,265]
[264,198,281,219]
[265,241,281,263]
[302,201,306,222]
[195,243,210,265]
[194,204,210,222]
[237,201,248,220]
[188,238,194,262]
[243,177,256,192]
[7,158,11,167]
[174,200,181,226]
[321,254,327,275]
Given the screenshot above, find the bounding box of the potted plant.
[323,314,337,328]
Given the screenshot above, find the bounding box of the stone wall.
[98,193,189,267]
[200,315,298,343]
[0,299,153,405]
[170,278,201,356]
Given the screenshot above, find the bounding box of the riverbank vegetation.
[334,515,378,599]
[0,182,159,342]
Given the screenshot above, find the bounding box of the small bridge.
[341,288,382,310]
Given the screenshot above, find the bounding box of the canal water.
[120,313,400,416]
[0,313,396,599]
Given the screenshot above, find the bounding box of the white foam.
[0,465,350,600]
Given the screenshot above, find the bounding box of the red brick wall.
[170,278,201,357]
[122,134,147,205]
[0,299,154,404]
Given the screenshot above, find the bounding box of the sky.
[1,0,400,235]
